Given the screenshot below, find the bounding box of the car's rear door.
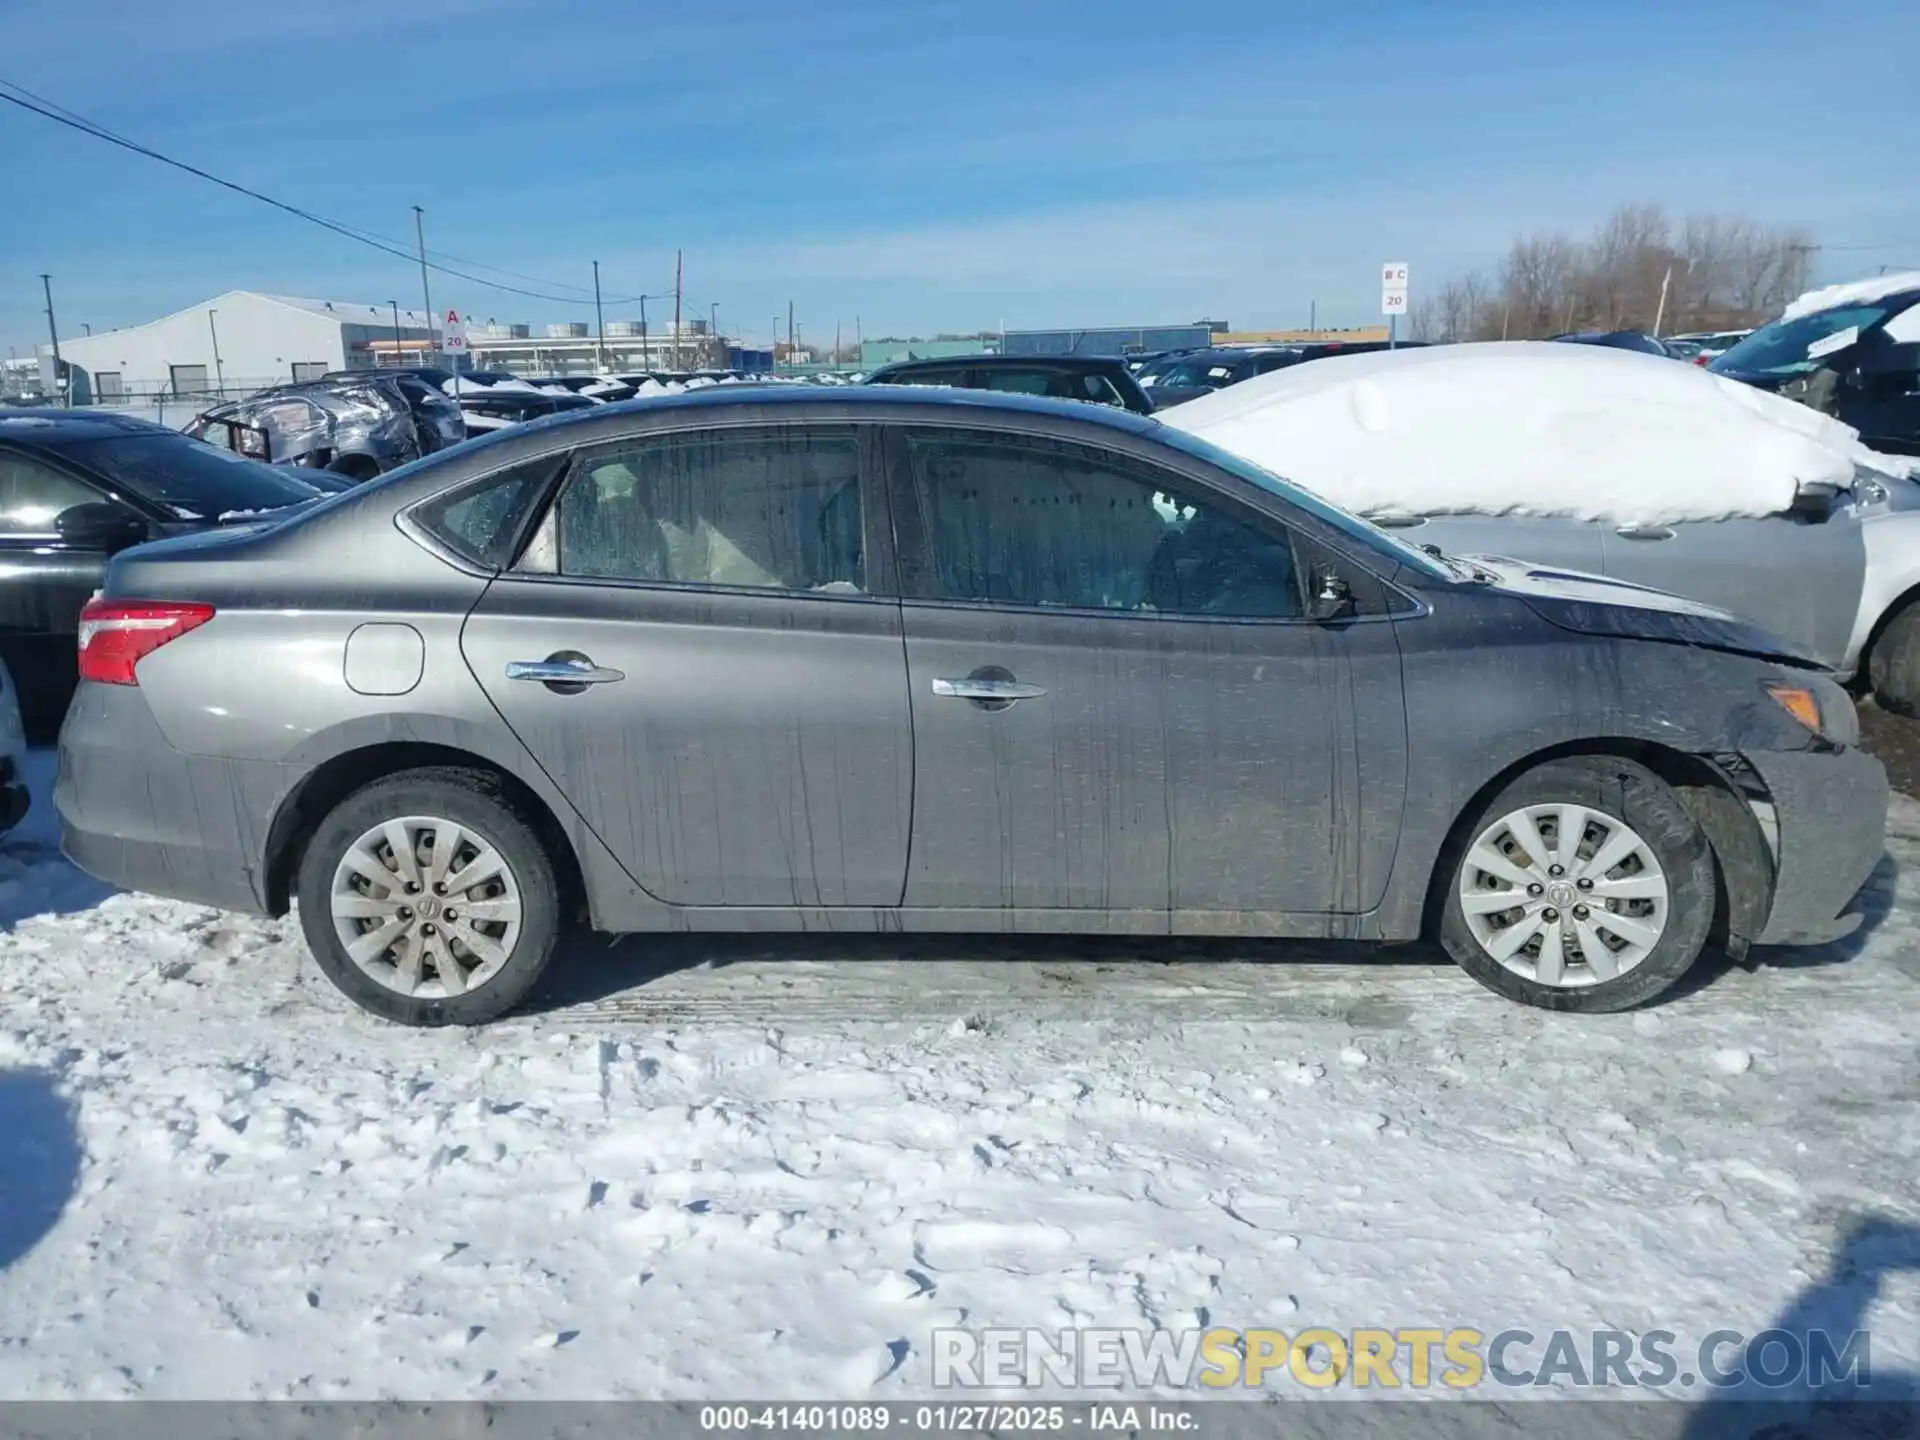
[884,421,1408,921]
[460,421,914,907]
[0,443,112,727]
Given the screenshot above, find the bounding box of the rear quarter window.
[410,456,559,568]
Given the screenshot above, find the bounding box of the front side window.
[553,427,865,594]
[903,429,1300,618]
[0,451,99,534]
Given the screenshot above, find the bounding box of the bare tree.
[1426,203,1817,344]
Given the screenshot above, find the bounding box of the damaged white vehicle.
[1166,340,1920,710]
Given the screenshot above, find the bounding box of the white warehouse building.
[44,290,438,404]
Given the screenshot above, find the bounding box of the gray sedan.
[56,389,1887,1024]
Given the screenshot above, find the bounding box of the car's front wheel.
[1439,756,1716,1012]
[295,768,561,1025]
[1867,599,1920,716]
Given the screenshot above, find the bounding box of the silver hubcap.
[1458,802,1669,988]
[329,815,522,997]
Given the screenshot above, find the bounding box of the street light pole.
[40,273,65,407]
[208,309,225,395]
[593,260,606,372]
[412,206,435,358]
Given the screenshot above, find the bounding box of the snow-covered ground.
[1,748,1916,1403]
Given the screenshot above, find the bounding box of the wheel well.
[1419,738,1757,944]
[262,742,586,921]
[1855,582,1920,687]
[329,452,381,481]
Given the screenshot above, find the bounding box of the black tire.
[1438,756,1716,1013]
[296,767,561,1026]
[1868,601,1920,716]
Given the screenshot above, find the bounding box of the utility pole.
[207,309,225,395]
[412,206,435,358]
[1309,300,1316,333]
[391,301,402,367]
[41,274,65,407]
[640,294,649,368]
[835,320,842,367]
[593,261,606,371]
[672,248,683,371]
[788,300,795,369]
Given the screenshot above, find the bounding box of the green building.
[858,336,1000,370]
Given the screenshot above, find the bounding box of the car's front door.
[461,422,914,907]
[885,424,1408,921]
[1598,507,1867,665]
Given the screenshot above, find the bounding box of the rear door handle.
[505,655,626,689]
[1614,525,1676,541]
[931,676,1047,701]
[1367,513,1429,529]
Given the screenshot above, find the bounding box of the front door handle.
[505,653,626,694]
[1614,525,1676,541]
[1367,513,1429,529]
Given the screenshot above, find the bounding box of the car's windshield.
[1150,423,1454,581]
[1712,300,1911,377]
[59,433,321,516]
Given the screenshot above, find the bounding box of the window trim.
[502,420,899,603]
[880,419,1421,627]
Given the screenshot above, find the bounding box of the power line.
[0,76,653,308]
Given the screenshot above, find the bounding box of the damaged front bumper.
[1741,745,1890,946]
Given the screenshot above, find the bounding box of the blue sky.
[4,0,1918,356]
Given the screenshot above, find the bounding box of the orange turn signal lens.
[1765,683,1822,734]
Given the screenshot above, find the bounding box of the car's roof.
[439,381,1158,460]
[0,408,177,445]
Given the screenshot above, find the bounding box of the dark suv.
[1141,342,1429,408]
[1711,280,1920,456]
[864,355,1155,414]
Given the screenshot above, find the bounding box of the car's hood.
[1461,555,1826,668]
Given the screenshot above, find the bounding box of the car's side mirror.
[1307,565,1355,622]
[1790,482,1841,523]
[55,501,149,553]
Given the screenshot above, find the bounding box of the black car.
[1141,342,1430,407]
[1549,330,1674,357]
[864,354,1155,414]
[0,409,327,733]
[1711,281,1920,457]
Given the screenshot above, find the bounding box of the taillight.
[76,599,215,685]
[1693,354,1711,366]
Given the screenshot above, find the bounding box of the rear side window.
[550,427,865,594]
[412,457,557,568]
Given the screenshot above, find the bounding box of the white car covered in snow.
[1165,340,1920,710]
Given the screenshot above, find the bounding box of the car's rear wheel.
[1867,599,1920,716]
[295,768,560,1025]
[1439,756,1716,1012]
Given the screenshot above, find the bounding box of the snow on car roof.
[1780,270,1920,323]
[1160,340,1912,527]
